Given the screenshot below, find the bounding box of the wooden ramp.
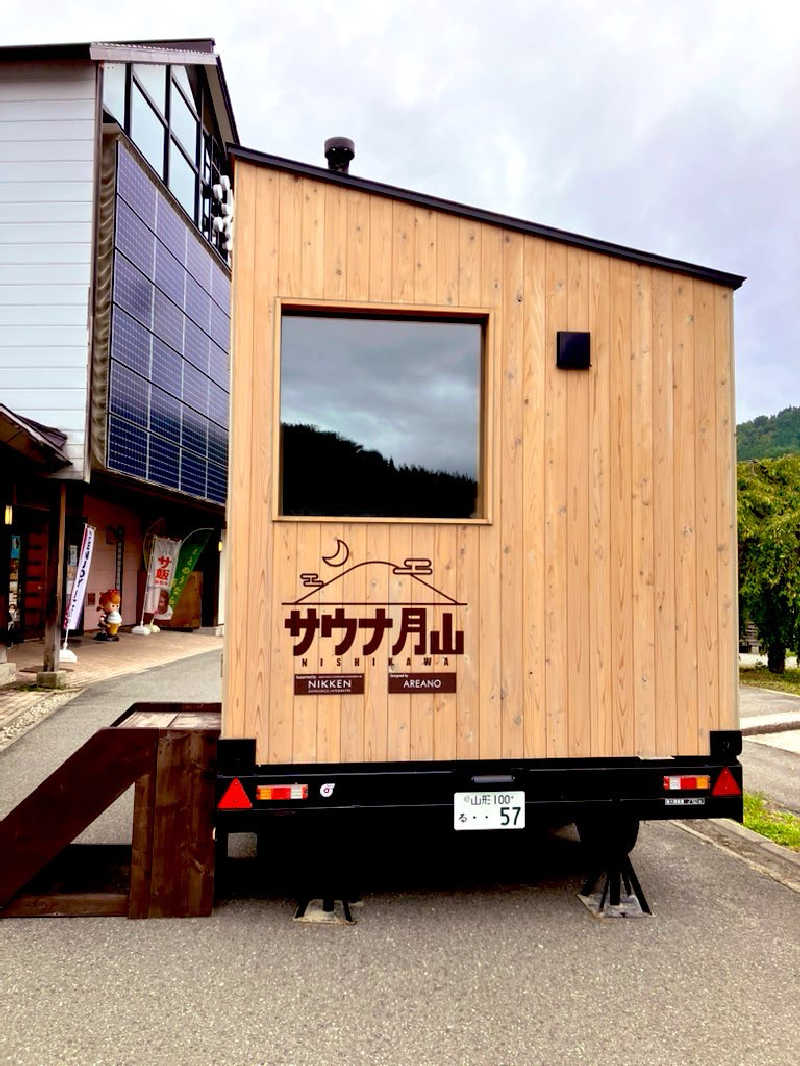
[0,703,220,919]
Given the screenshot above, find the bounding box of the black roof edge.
[228,144,746,291]
[0,43,92,62]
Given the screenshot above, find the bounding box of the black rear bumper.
[215,729,743,830]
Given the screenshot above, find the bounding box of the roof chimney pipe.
[324,137,355,174]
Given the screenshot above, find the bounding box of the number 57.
[500,806,521,826]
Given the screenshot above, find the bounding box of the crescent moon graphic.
[322,538,350,568]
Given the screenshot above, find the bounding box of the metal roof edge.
[228,144,746,290]
[89,43,216,65]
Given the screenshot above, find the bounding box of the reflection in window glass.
[132,64,166,111]
[280,315,482,518]
[169,141,196,220]
[172,65,193,99]
[103,62,125,124]
[171,82,198,155]
[131,85,165,176]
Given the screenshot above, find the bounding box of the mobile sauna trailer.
[216,139,745,892]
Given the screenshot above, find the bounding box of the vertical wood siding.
[225,161,739,763]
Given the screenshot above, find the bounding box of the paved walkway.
[0,629,222,750]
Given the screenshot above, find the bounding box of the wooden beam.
[0,893,129,919]
[0,728,158,907]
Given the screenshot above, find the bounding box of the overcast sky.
[282,316,481,474]
[8,0,798,422]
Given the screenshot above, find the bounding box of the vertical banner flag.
[64,525,95,631]
[144,537,181,618]
[169,531,211,609]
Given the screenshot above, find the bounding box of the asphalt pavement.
[738,684,800,814]
[0,654,798,1066]
[741,740,800,815]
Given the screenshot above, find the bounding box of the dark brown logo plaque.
[388,672,457,694]
[294,673,365,696]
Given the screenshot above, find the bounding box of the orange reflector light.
[712,767,741,797]
[218,777,253,810]
[256,783,308,801]
[663,775,711,791]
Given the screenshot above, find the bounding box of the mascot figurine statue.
[95,588,122,641]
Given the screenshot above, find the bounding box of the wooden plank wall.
[224,160,738,763]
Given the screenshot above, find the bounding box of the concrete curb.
[674,818,800,895]
[741,716,800,736]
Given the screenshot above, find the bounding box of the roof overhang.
[88,42,239,145]
[0,405,71,471]
[229,145,746,290]
[0,38,238,146]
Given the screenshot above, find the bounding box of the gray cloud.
[281,316,481,476]
[8,0,798,421]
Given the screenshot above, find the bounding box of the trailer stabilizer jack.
[294,897,357,925]
[578,856,653,919]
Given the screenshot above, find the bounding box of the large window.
[279,312,484,519]
[102,60,226,261]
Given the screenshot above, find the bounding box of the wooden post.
[42,481,67,674]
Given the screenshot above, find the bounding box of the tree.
[737,405,800,460]
[737,455,800,673]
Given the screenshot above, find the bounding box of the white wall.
[0,60,96,478]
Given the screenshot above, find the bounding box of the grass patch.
[743,792,800,851]
[739,664,800,696]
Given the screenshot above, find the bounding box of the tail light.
[256,784,308,801]
[663,775,710,791]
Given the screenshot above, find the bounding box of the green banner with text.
[169,532,211,609]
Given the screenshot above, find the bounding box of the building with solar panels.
[0,40,236,661]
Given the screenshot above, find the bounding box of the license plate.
[453,791,525,830]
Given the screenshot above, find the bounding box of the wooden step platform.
[0,703,220,919]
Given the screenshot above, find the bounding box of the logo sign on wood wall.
[294,673,365,695]
[285,540,465,695]
[388,672,457,693]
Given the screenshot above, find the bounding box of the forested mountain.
[737,406,800,461]
[281,423,478,518]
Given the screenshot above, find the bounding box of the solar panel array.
[106,143,230,503]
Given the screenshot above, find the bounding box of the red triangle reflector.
[712,767,741,797]
[218,777,253,809]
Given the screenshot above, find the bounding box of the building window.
[170,78,198,155]
[169,140,196,220]
[130,83,166,176]
[279,312,484,519]
[103,62,126,125]
[102,60,228,261]
[132,63,167,112]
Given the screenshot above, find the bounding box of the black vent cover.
[556,331,591,370]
